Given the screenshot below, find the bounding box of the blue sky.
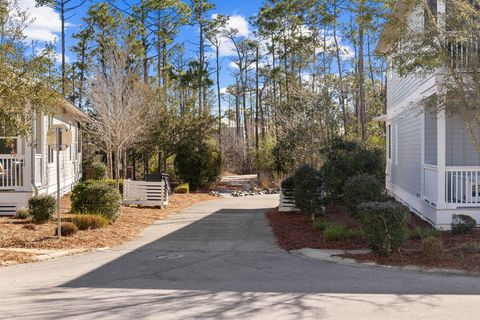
[20,0,266,96]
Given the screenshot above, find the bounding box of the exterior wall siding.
[446,114,480,166]
[391,109,422,197]
[424,109,437,165]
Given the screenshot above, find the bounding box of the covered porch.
[422,109,480,209]
[0,137,43,192]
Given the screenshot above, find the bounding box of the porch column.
[437,110,447,209]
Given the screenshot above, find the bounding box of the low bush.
[344,174,386,214]
[421,237,444,261]
[174,183,190,194]
[293,165,324,216]
[460,241,480,254]
[55,222,78,237]
[72,214,109,230]
[347,227,366,240]
[15,208,31,219]
[324,223,350,241]
[312,218,329,231]
[71,181,122,221]
[409,226,442,240]
[28,195,56,224]
[357,201,410,255]
[451,214,477,235]
[89,162,107,180]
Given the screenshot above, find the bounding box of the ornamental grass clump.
[357,201,410,255]
[72,214,109,230]
[55,222,78,237]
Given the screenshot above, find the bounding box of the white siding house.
[377,1,480,228]
[0,100,88,215]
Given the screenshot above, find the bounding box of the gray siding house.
[377,1,480,228]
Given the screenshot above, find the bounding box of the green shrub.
[321,139,383,201]
[174,139,221,190]
[421,237,444,261]
[292,165,324,216]
[357,201,410,255]
[347,227,366,240]
[281,176,295,195]
[344,174,386,214]
[102,179,124,195]
[28,195,56,224]
[174,183,189,194]
[89,162,107,180]
[409,226,442,240]
[55,222,78,237]
[72,214,109,230]
[71,181,122,221]
[324,223,350,241]
[451,214,477,235]
[312,218,329,231]
[15,208,31,219]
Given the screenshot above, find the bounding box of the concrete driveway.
[0,195,480,319]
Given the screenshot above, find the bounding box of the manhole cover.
[156,254,183,260]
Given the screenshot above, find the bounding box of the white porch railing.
[445,167,480,206]
[424,164,438,205]
[0,155,25,190]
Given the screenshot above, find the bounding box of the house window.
[47,116,54,164]
[388,124,392,160]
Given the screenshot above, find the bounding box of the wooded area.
[4,0,477,187]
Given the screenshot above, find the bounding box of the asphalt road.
[1,195,480,319]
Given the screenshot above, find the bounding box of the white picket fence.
[123,180,169,207]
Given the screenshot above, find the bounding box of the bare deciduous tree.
[87,44,151,186]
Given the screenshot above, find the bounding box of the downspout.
[31,111,38,196]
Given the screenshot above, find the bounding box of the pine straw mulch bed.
[267,205,480,273]
[0,193,217,253]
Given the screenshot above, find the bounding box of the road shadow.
[61,207,480,295]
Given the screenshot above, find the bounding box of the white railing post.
[437,110,447,209]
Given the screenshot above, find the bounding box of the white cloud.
[19,0,65,42]
[220,87,228,94]
[55,52,70,64]
[228,61,239,69]
[210,14,250,57]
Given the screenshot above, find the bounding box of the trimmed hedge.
[281,176,295,195]
[71,181,122,221]
[344,174,386,214]
[451,214,477,235]
[357,201,410,255]
[28,195,56,224]
[292,165,324,216]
